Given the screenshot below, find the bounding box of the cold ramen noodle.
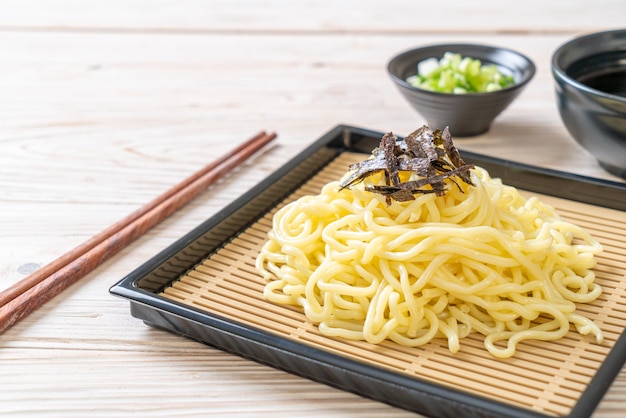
[255,126,603,358]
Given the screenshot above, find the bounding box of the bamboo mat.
[161,152,626,417]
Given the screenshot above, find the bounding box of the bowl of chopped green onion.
[387,44,535,136]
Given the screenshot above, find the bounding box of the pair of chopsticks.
[0,131,277,334]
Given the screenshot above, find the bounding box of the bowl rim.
[386,43,536,97]
[551,29,626,104]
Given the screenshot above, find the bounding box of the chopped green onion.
[406,52,515,94]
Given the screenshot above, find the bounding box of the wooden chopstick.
[0,131,277,334]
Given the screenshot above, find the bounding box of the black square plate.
[110,125,626,418]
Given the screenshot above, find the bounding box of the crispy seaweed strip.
[365,164,475,199]
[339,126,475,202]
[442,126,473,185]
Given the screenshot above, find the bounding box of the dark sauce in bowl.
[566,51,626,97]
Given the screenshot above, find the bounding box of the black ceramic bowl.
[552,29,626,179]
[387,44,535,137]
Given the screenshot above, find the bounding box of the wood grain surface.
[1,2,625,417]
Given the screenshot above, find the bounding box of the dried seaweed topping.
[339,126,475,203]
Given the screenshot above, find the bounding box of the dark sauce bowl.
[552,29,626,179]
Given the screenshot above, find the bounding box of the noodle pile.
[255,135,603,358]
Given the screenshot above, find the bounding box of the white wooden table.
[1,2,625,417]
